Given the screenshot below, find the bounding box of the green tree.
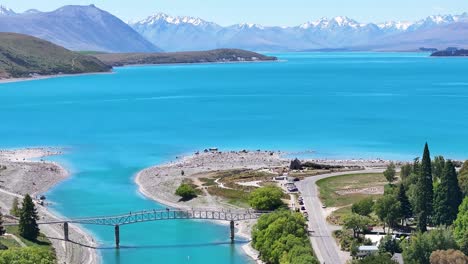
[459,161,468,196]
[397,183,412,225]
[379,235,402,255]
[175,183,197,200]
[402,228,458,264]
[432,156,446,181]
[0,247,55,264]
[342,213,371,238]
[430,249,468,264]
[352,197,375,216]
[248,186,284,211]
[0,211,5,236]
[384,162,397,184]
[414,143,433,232]
[433,160,463,226]
[453,197,468,255]
[18,194,40,241]
[400,164,413,180]
[374,194,402,233]
[10,197,20,217]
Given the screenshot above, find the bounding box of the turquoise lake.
[1,52,468,263]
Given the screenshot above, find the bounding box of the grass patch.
[199,177,216,186]
[5,226,53,249]
[0,236,21,248]
[316,173,387,208]
[207,186,250,206]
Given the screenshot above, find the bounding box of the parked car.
[301,206,306,211]
[299,200,304,205]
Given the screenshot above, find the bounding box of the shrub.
[175,184,197,201]
[248,186,284,211]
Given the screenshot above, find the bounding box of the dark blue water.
[1,52,468,263]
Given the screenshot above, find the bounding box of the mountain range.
[131,12,468,51]
[0,5,161,53]
[0,4,467,52]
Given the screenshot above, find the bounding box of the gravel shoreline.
[0,147,99,264]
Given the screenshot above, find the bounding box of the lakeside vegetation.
[252,210,318,264]
[338,143,468,263]
[0,195,55,264]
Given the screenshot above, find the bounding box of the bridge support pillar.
[63,222,69,241]
[230,220,235,243]
[115,225,120,249]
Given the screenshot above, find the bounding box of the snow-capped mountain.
[130,13,222,51]
[132,12,468,51]
[0,5,15,16]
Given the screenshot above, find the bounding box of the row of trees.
[252,210,318,264]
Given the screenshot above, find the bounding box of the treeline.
[346,143,468,263]
[252,210,318,264]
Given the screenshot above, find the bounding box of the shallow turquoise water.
[1,52,468,263]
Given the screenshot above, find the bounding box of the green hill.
[0,33,111,79]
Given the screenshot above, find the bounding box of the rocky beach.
[0,148,99,264]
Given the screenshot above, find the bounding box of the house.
[357,245,379,257]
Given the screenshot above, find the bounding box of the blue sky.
[2,0,467,26]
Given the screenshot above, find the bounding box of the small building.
[357,245,379,258]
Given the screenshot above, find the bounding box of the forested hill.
[0,33,111,79]
[92,49,277,67]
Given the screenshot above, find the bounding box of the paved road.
[296,169,383,264]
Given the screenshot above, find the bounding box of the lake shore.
[0,147,99,264]
[0,71,114,84]
[135,149,396,263]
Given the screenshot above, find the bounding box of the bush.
[352,197,374,216]
[0,247,55,264]
[248,186,284,211]
[175,184,197,201]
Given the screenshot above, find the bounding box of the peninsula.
[92,49,278,67]
[431,49,468,56]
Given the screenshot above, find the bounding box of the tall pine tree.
[433,160,463,226]
[19,194,40,241]
[415,143,433,232]
[397,183,412,225]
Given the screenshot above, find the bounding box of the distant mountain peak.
[135,12,213,27]
[23,9,41,14]
[300,16,363,29]
[0,5,15,16]
[236,23,265,30]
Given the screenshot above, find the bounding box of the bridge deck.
[6,208,268,226]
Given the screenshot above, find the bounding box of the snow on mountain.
[300,16,365,30]
[132,12,468,51]
[0,5,15,16]
[377,21,413,31]
[133,13,219,29]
